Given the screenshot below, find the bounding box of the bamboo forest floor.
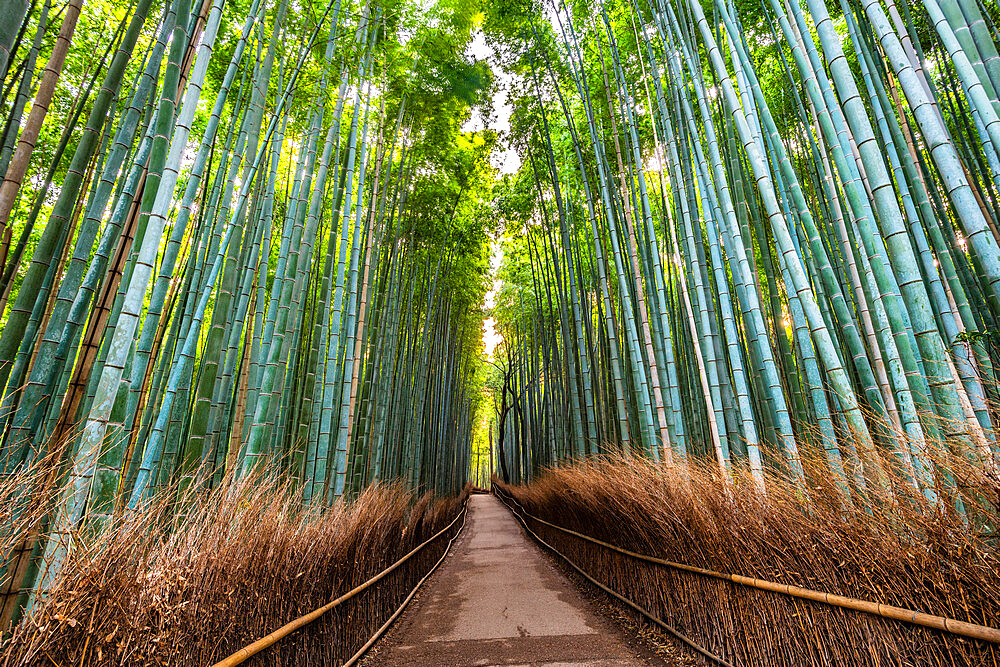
[364,494,674,666]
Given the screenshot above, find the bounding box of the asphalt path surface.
[368,494,669,666]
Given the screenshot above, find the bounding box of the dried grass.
[497,455,1000,666]
[1,471,467,666]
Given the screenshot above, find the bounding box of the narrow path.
[368,494,667,666]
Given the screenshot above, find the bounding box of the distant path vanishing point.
[367,493,670,666]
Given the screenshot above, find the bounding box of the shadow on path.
[367,494,669,666]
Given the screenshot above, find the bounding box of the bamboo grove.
[0,0,493,626]
[486,0,1000,513]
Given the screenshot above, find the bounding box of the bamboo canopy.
[486,0,1000,512]
[0,0,492,622]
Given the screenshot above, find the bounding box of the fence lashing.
[211,498,468,667]
[494,486,1000,652]
[494,488,732,666]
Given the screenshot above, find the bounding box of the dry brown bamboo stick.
[211,499,468,667]
[494,487,1000,645]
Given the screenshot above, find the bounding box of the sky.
[464,30,513,358]
[464,31,521,176]
[481,242,503,356]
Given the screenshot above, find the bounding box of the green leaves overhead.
[0,0,497,621]
[485,0,1000,511]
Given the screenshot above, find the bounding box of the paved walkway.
[369,494,666,666]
